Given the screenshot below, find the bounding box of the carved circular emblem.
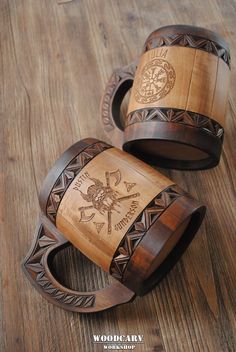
[134,58,176,104]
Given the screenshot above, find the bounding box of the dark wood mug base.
[123,121,222,170]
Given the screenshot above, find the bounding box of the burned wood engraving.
[74,169,140,235]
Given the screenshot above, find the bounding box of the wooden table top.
[1,1,235,351]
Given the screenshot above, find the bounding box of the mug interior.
[123,138,217,170]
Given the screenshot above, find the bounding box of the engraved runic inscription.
[75,169,140,235]
[134,58,176,104]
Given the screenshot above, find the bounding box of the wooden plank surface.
[0,0,235,351]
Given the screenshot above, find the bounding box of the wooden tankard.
[101,25,231,170]
[23,138,206,313]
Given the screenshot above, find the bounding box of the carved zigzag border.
[145,33,231,67]
[46,142,111,223]
[101,62,137,133]
[110,185,185,280]
[126,108,224,140]
[101,66,224,140]
[24,223,95,308]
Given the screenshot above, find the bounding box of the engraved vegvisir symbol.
[134,58,176,104]
[75,170,140,235]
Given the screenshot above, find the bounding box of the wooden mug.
[101,25,231,170]
[23,138,206,313]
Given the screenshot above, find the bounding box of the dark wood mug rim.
[122,195,206,295]
[144,24,230,56]
[39,138,105,215]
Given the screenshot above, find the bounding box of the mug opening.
[123,138,218,170]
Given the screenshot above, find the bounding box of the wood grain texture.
[127,46,230,127]
[56,147,173,271]
[0,0,235,351]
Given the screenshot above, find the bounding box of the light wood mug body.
[23,138,206,312]
[101,25,231,170]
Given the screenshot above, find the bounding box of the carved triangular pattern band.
[144,33,231,67]
[101,65,224,140]
[126,108,224,140]
[24,223,96,308]
[110,185,185,280]
[101,62,137,133]
[46,142,112,223]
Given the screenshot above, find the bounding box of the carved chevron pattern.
[110,185,184,280]
[126,108,224,139]
[24,223,95,308]
[101,62,137,132]
[46,142,111,223]
[145,33,231,67]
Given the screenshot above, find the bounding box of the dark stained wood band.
[110,185,184,280]
[126,107,224,139]
[122,195,206,295]
[39,138,112,223]
[143,24,230,67]
[123,121,222,170]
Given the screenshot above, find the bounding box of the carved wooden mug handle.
[100,61,137,148]
[22,214,135,313]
